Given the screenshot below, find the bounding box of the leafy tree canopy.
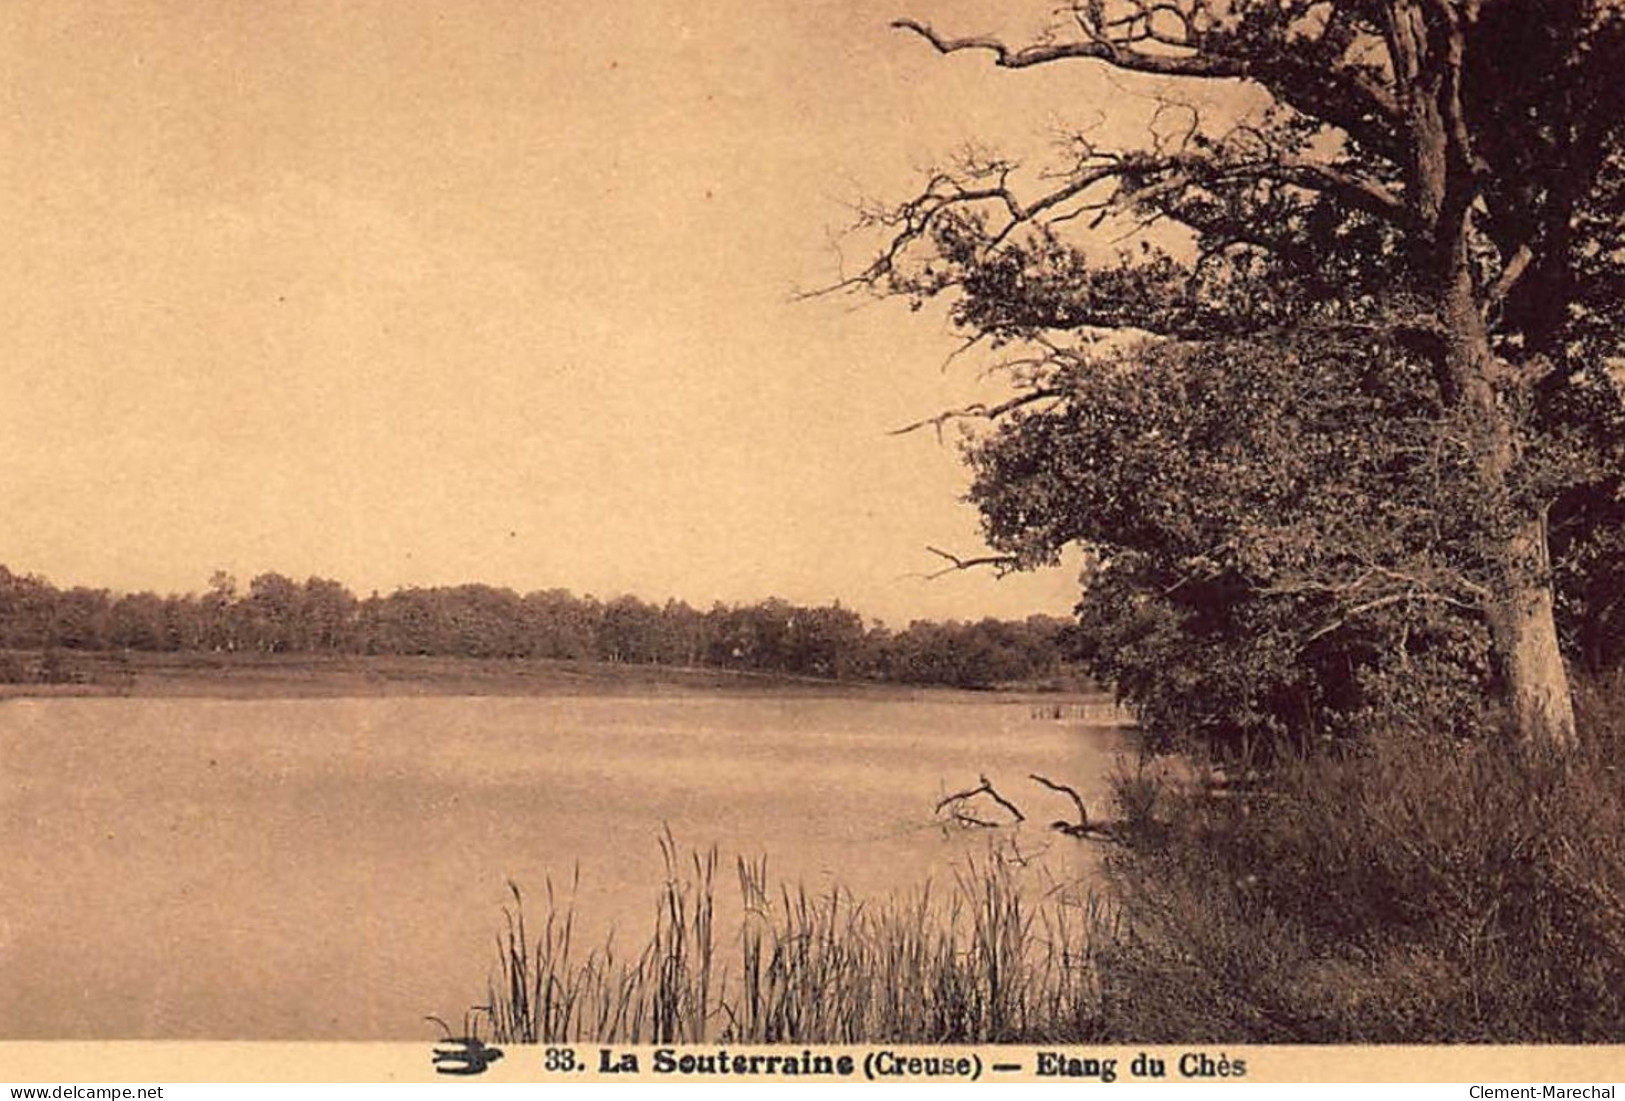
[850,0,1625,749]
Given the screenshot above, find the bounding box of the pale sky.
[0,0,1151,625]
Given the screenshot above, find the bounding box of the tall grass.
[480,831,1114,1045]
[1093,681,1625,1042]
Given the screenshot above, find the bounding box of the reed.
[479,835,1114,1045]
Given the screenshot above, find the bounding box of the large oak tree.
[854,0,1625,747]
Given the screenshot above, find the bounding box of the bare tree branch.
[1262,154,1406,222]
[893,16,1247,78]
[1302,590,1476,645]
[888,389,1064,440]
[935,774,1026,825]
[1485,243,1535,311]
[1029,773,1090,831]
[922,546,1023,579]
[836,145,1405,308]
[893,9,1402,157]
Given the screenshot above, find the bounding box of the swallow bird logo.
[426,1013,506,1076]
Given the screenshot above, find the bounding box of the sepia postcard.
[3,0,1624,1087]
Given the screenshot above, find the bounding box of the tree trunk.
[1441,252,1579,749]
[1484,517,1578,748]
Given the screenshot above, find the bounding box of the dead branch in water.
[1029,773,1121,841]
[1029,773,1089,831]
[935,774,1026,827]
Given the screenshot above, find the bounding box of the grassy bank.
[1097,680,1625,1043]
[0,648,1066,701]
[0,648,1091,701]
[463,684,1625,1045]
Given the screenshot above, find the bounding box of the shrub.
[1096,698,1625,1042]
[0,652,28,683]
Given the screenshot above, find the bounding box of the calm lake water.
[0,691,1128,1040]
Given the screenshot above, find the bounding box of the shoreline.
[0,649,1103,704]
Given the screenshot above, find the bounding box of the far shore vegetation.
[0,564,1082,694]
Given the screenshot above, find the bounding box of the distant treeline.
[0,566,1074,689]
